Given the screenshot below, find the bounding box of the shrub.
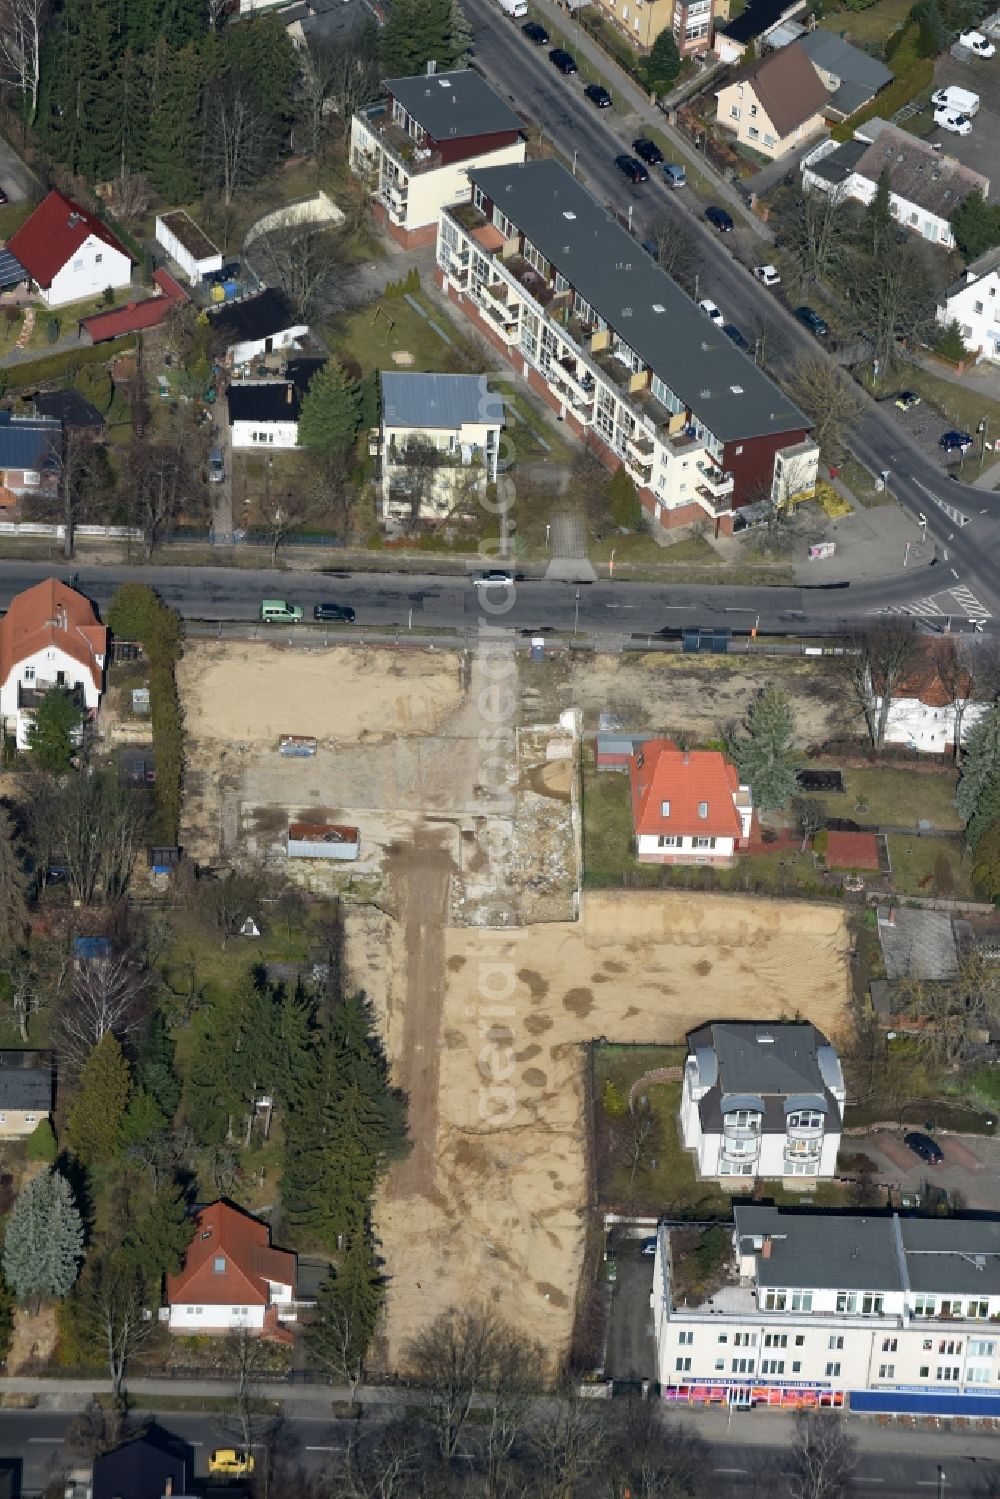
[813,827,829,857]
[107,585,183,844]
[936,320,970,363]
[602,1079,627,1118]
[367,531,384,549]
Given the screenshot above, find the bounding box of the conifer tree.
[729,683,799,812]
[957,704,1000,827]
[3,1170,84,1302]
[67,1033,131,1166]
[297,360,362,461]
[306,1233,384,1394]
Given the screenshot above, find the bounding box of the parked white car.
[959,29,996,55]
[752,264,780,287]
[698,298,724,325]
[934,107,972,134]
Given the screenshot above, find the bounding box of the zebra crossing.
[872,584,992,625]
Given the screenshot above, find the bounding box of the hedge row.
[106,583,184,845]
[1,334,137,390]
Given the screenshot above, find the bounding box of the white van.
[498,0,529,15]
[930,85,980,117]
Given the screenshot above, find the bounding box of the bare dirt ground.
[355,889,852,1374]
[522,652,845,747]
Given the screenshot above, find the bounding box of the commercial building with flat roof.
[653,1205,1000,1416]
[435,158,816,528]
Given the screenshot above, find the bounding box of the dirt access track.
[354,888,852,1374]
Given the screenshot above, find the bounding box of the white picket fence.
[0,521,142,539]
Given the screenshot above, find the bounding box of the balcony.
[628,429,655,459]
[18,680,86,712]
[360,108,444,176]
[505,256,555,308]
[786,1118,825,1141]
[557,355,596,397]
[723,1119,761,1140]
[483,302,520,343]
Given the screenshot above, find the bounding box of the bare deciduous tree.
[404,1304,504,1463]
[58,773,145,906]
[81,1254,152,1408]
[525,1386,607,1498]
[606,1398,713,1499]
[215,81,267,207]
[649,217,700,296]
[843,620,919,750]
[785,357,862,463]
[225,1322,270,1453]
[0,0,45,127]
[484,1325,544,1498]
[61,954,147,1068]
[258,476,323,565]
[788,1410,856,1499]
[780,186,849,286]
[123,425,203,559]
[106,166,152,230]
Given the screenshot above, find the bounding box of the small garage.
[287,821,360,861]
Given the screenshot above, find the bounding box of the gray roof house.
[0,1052,52,1136]
[383,70,523,141]
[797,30,893,118]
[0,411,60,496]
[801,119,988,248]
[681,1021,846,1180]
[380,372,505,521]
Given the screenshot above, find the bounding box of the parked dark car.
[313,602,356,623]
[722,323,750,351]
[549,47,578,73]
[939,428,973,452]
[640,1236,658,1256]
[705,205,734,232]
[904,1131,943,1165]
[584,83,612,107]
[614,154,649,183]
[632,137,663,164]
[794,305,829,336]
[522,20,549,43]
[641,239,659,261]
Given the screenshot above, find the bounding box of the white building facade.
[653,1205,1000,1417]
[679,1022,845,1180]
[881,695,988,754]
[380,370,503,520]
[0,579,106,750]
[937,252,1000,364]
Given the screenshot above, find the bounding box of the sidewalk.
[531,0,767,235]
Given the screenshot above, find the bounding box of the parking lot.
[928,53,1000,200]
[875,391,986,474]
[859,1128,1000,1210]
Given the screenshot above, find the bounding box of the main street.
[0,555,989,640]
[461,0,1000,620]
[2,1405,999,1495]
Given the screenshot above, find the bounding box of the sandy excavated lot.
[522,652,845,747]
[354,889,852,1373]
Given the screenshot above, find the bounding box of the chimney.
[761,1237,772,1259]
[887,907,896,927]
[286,382,293,405]
[682,751,689,765]
[165,1481,174,1497]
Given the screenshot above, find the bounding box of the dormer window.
[661,799,670,816]
[698,801,708,818]
[213,1256,226,1274]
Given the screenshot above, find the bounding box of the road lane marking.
[28,1437,64,1443]
[714,1467,748,1474]
[951,568,960,578]
[911,477,969,527]
[306,1445,338,1451]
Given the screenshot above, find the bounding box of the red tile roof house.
[8,190,134,309]
[0,578,106,749]
[629,738,755,865]
[165,1200,297,1339]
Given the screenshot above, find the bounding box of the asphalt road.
[3,1408,999,1495]
[460,0,1000,624]
[0,556,982,640]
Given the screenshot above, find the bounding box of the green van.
[260,599,303,623]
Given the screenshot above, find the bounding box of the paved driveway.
[856,1129,1000,1210]
[0,131,40,204]
[605,1234,656,1381]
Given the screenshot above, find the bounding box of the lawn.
[0,200,33,241]
[839,455,893,508]
[799,765,962,830]
[322,288,485,380]
[816,0,911,47]
[581,758,648,884]
[885,832,972,898]
[588,531,718,566]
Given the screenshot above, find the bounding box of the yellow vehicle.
[208,1448,255,1476]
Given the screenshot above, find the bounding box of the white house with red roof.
[0,578,107,748]
[8,191,133,309]
[629,737,754,864]
[165,1200,297,1337]
[878,647,990,755]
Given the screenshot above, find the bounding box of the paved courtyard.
[857,1129,1000,1211]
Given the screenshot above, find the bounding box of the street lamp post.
[937,1466,945,1499]
[609,548,616,579]
[574,588,580,638]
[572,149,578,177]
[980,416,990,473]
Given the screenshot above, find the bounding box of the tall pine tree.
[3,1170,84,1302]
[957,704,1000,826]
[306,1232,384,1391]
[67,1033,131,1166]
[729,683,799,812]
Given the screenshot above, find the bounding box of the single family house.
[166,1199,297,1336]
[802,120,988,249]
[0,578,106,749]
[8,190,133,309]
[0,411,60,506]
[715,41,829,159]
[937,246,1000,364]
[207,287,309,367]
[880,645,989,753]
[92,1425,193,1499]
[629,737,754,864]
[0,1052,52,1139]
[795,30,892,120]
[380,371,504,520]
[714,0,807,61]
[226,357,323,450]
[680,1020,846,1179]
[351,68,526,248]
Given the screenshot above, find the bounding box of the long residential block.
[435,158,818,529]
